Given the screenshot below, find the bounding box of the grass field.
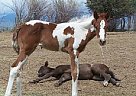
[0,32,136,96]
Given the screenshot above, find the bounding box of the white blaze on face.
[99,20,106,41]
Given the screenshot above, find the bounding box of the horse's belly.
[39,43,59,51]
[78,72,93,80]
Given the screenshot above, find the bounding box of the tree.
[49,0,80,23]
[5,0,50,26]
[86,0,136,31]
[25,0,50,21]
[87,0,136,18]
[4,0,80,26]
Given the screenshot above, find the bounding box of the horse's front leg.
[69,49,79,96]
[5,52,28,96]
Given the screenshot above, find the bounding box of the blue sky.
[0,0,13,13]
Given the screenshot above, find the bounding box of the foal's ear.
[93,11,99,20]
[44,61,48,67]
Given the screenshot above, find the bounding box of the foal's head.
[92,11,109,46]
[38,61,54,77]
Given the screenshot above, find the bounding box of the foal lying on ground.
[30,61,120,87]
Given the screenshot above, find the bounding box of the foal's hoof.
[103,81,108,87]
[29,81,36,84]
[54,83,60,87]
[115,82,120,87]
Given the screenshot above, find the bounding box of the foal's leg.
[5,52,28,96]
[54,73,72,87]
[69,49,79,96]
[16,73,22,96]
[110,78,120,87]
[101,73,111,87]
[30,72,54,83]
[92,75,104,81]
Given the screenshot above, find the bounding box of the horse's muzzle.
[99,40,106,46]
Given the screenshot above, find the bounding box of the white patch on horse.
[72,79,78,96]
[26,20,49,26]
[90,25,96,32]
[5,62,22,96]
[103,80,108,87]
[52,22,88,50]
[5,57,28,96]
[72,50,79,96]
[99,20,106,41]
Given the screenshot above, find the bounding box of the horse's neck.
[86,30,96,43]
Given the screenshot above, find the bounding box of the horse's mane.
[68,15,94,29]
[68,15,93,23]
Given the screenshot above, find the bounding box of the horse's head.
[92,11,109,46]
[37,61,54,77]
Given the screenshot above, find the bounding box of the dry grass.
[0,32,136,96]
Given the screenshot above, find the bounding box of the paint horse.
[30,61,120,87]
[5,12,108,96]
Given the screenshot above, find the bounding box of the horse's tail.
[109,70,121,81]
[12,26,21,54]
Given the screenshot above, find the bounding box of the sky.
[0,0,88,14]
[0,0,13,13]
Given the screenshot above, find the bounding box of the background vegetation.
[87,0,136,31]
[0,0,136,32]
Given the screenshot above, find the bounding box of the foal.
[5,12,108,96]
[30,61,120,87]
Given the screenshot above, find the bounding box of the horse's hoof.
[103,81,108,87]
[116,82,120,87]
[78,88,82,91]
[54,83,60,87]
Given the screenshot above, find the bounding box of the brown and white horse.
[5,12,108,96]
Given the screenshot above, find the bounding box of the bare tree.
[4,0,27,26]
[4,0,80,26]
[25,0,50,21]
[50,0,80,23]
[5,0,50,26]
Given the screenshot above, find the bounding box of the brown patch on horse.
[77,31,96,53]
[62,37,74,53]
[63,26,74,35]
[48,23,57,32]
[40,23,59,51]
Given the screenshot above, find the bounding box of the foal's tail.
[109,70,121,81]
[12,26,21,54]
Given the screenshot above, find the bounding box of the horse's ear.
[45,61,48,67]
[93,11,99,20]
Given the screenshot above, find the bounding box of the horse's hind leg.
[5,52,28,96]
[54,73,72,87]
[101,73,111,87]
[5,42,39,96]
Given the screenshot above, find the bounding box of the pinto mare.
[5,12,108,96]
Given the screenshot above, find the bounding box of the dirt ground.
[0,32,136,96]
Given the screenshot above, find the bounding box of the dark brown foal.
[30,61,120,87]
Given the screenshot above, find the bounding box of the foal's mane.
[68,15,94,29]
